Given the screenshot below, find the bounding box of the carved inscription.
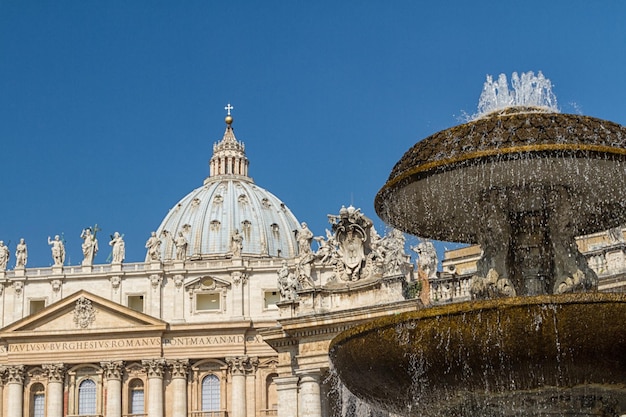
[9,338,161,353]
[6,335,263,353]
[163,335,262,346]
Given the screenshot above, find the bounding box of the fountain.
[330,72,626,416]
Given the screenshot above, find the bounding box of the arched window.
[78,379,96,415]
[201,374,220,411]
[128,379,144,415]
[30,383,45,417]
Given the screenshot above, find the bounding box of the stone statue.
[296,222,314,254]
[473,190,511,293]
[231,229,243,257]
[110,232,125,264]
[173,232,188,261]
[411,240,438,281]
[277,260,298,300]
[548,188,597,294]
[608,226,625,243]
[48,235,65,267]
[470,268,516,299]
[15,238,27,268]
[296,255,315,289]
[80,228,98,266]
[314,229,337,265]
[0,241,9,271]
[145,232,161,261]
[380,229,407,275]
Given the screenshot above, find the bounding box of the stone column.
[226,357,248,417]
[0,367,6,417]
[143,359,165,417]
[43,364,65,417]
[298,371,322,417]
[5,365,24,417]
[245,357,259,417]
[275,376,299,417]
[168,360,189,417]
[102,361,124,417]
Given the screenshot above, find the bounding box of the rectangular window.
[33,393,45,417]
[130,389,144,415]
[263,291,280,310]
[29,300,46,315]
[128,295,144,313]
[196,293,220,311]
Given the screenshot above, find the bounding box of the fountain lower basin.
[329,293,626,416]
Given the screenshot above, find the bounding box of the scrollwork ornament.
[13,281,23,297]
[110,276,121,290]
[232,271,248,287]
[173,274,184,289]
[150,274,163,289]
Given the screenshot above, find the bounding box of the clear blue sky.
[1,1,625,267]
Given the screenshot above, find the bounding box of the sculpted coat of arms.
[73,296,96,329]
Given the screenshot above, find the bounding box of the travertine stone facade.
[0,113,417,417]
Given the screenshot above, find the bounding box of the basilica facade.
[0,113,416,417]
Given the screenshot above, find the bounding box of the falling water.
[325,366,391,417]
[333,71,626,416]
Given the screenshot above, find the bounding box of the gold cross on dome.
[224,103,234,116]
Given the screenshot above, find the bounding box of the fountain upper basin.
[375,110,626,243]
[329,293,626,416]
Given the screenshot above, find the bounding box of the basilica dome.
[152,113,301,261]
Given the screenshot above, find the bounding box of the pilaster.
[149,274,163,318]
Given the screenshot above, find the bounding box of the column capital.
[101,361,125,380]
[42,363,65,383]
[142,358,166,378]
[167,359,189,379]
[5,365,24,384]
[226,356,258,375]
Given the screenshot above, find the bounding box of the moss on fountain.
[330,293,626,416]
[375,109,626,244]
[382,111,626,191]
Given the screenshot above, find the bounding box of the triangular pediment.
[184,275,232,291]
[0,290,167,339]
